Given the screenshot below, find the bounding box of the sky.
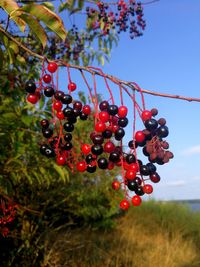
[1,0,200,200]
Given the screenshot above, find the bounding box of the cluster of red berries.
[86,0,145,39]
[0,198,18,237]
[25,61,173,210]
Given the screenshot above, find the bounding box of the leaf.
[12,4,67,40]
[52,162,69,183]
[20,13,47,48]
[0,0,26,31]
[42,2,55,11]
[78,0,84,9]
[59,0,76,12]
[16,54,26,65]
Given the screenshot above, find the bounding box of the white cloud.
[165,180,186,187]
[191,176,200,181]
[182,145,200,156]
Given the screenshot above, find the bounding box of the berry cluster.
[0,198,18,237]
[86,0,146,39]
[24,61,173,210]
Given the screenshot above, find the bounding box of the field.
[42,201,200,267]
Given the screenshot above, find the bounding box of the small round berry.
[144,119,158,131]
[95,122,106,132]
[25,81,36,93]
[40,119,49,129]
[150,172,161,183]
[109,151,120,162]
[158,118,166,126]
[56,111,65,120]
[99,111,109,122]
[43,74,52,83]
[82,105,91,115]
[118,117,128,128]
[99,101,109,111]
[63,122,74,132]
[135,186,144,196]
[97,157,108,169]
[119,199,130,210]
[108,104,118,116]
[140,165,150,176]
[27,94,38,104]
[76,161,87,172]
[132,195,142,206]
[63,142,73,151]
[114,127,125,141]
[151,108,158,116]
[91,144,103,155]
[112,180,121,190]
[56,155,66,165]
[53,101,62,111]
[128,163,139,172]
[87,165,97,173]
[126,154,136,164]
[68,82,77,92]
[85,154,96,164]
[81,144,91,155]
[135,131,145,143]
[102,129,112,139]
[80,112,88,120]
[125,170,136,180]
[143,184,153,194]
[141,110,152,121]
[54,90,64,101]
[40,144,48,155]
[42,128,53,138]
[64,133,72,142]
[63,107,74,118]
[61,94,73,104]
[47,62,58,73]
[73,101,82,111]
[92,134,104,145]
[118,106,128,118]
[127,179,138,191]
[157,126,169,138]
[44,86,55,97]
[104,141,115,153]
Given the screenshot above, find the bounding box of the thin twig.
[0,25,200,103]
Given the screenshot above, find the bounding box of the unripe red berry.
[99,111,109,122]
[128,163,139,172]
[120,199,130,210]
[81,144,91,155]
[132,195,142,206]
[47,62,58,73]
[104,141,115,153]
[43,74,52,83]
[141,110,152,121]
[27,94,39,104]
[56,155,66,165]
[56,111,65,120]
[135,131,145,143]
[143,184,153,194]
[76,161,87,172]
[118,106,128,118]
[125,170,136,180]
[112,180,120,190]
[68,82,77,92]
[53,101,62,111]
[95,122,106,132]
[82,105,91,115]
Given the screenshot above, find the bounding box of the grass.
[41,201,200,267]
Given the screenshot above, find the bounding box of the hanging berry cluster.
[25,61,173,210]
[0,197,18,237]
[86,0,146,38]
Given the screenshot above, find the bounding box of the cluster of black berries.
[86,0,146,39]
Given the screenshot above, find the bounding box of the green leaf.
[0,0,26,31]
[20,13,47,48]
[52,162,69,183]
[78,0,84,9]
[12,3,67,40]
[42,2,55,11]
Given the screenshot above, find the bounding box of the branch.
[0,25,200,103]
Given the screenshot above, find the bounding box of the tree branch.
[0,25,200,103]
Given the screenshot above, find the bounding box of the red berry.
[99,111,109,122]
[118,106,128,118]
[125,170,136,180]
[56,111,65,120]
[123,161,130,170]
[112,180,120,190]
[132,195,142,206]
[120,199,130,210]
[53,101,62,111]
[143,184,153,194]
[68,82,77,92]
[76,161,87,172]
[141,110,152,121]
[47,62,58,73]
[95,122,106,132]
[56,155,66,165]
[81,144,91,155]
[112,124,119,133]
[135,131,145,143]
[27,94,38,104]
[43,74,52,83]
[104,141,115,153]
[108,161,114,170]
[82,105,91,115]
[128,163,139,172]
[150,172,160,183]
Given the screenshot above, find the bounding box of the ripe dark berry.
[79,112,88,120]
[97,157,108,169]
[91,144,103,155]
[135,186,144,196]
[158,118,166,126]
[40,119,49,129]
[92,134,104,145]
[87,165,97,173]
[40,144,48,155]
[43,74,52,83]
[127,179,138,191]
[151,108,158,116]
[150,172,161,183]
[146,162,156,174]
[25,81,36,93]
[144,119,158,131]
[42,128,53,138]
[63,142,73,151]
[47,62,58,73]
[126,154,136,164]
[73,101,82,111]
[44,147,55,157]
[63,122,74,132]
[67,115,77,124]
[118,117,128,128]
[107,104,118,115]
[44,86,55,97]
[109,151,120,162]
[86,154,96,163]
[54,91,64,100]
[63,107,74,117]
[99,101,109,111]
[157,126,169,138]
[140,165,150,176]
[102,129,112,139]
[68,82,77,92]
[61,94,73,104]
[114,127,125,140]
[64,133,72,142]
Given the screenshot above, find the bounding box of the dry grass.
[41,201,200,267]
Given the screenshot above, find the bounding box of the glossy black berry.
[42,128,53,138]
[63,107,74,117]
[126,154,136,164]
[87,165,97,173]
[142,146,150,157]
[63,122,74,132]
[157,126,169,138]
[61,94,72,104]
[25,81,36,93]
[67,115,77,124]
[144,119,158,131]
[114,128,125,141]
[86,154,96,164]
[40,144,48,155]
[127,179,138,191]
[44,147,55,157]
[91,144,103,155]
[135,186,144,196]
[44,86,55,97]
[102,129,112,139]
[40,119,49,129]
[54,91,64,100]
[118,117,128,128]
[99,101,109,111]
[140,165,150,176]
[107,105,118,116]
[73,109,81,117]
[92,134,104,145]
[73,101,82,111]
[109,151,120,162]
[97,157,108,169]
[79,112,88,120]
[64,133,72,142]
[63,142,73,151]
[146,162,157,174]
[128,140,138,149]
